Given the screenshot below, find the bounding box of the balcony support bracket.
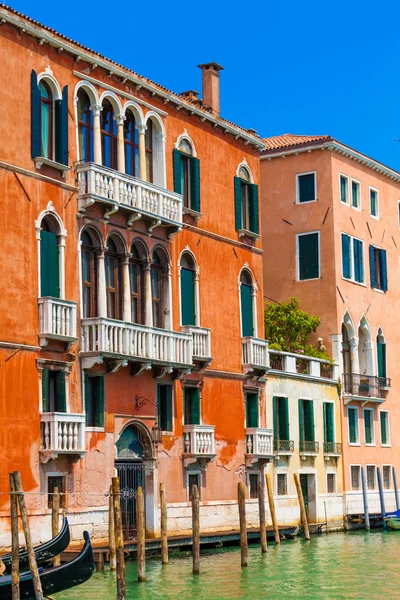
[245,455,272,469]
[183,455,216,470]
[39,450,86,464]
[130,361,152,377]
[104,203,119,220]
[174,367,192,380]
[127,211,142,227]
[107,359,128,373]
[81,355,104,370]
[148,219,162,233]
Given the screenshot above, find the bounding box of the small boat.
[385,518,400,530]
[0,531,95,600]
[1,517,70,574]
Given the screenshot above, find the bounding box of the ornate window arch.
[238,266,257,337]
[376,326,387,380]
[151,246,171,329]
[123,102,144,178]
[129,238,148,324]
[116,420,155,460]
[36,72,62,161]
[144,111,166,187]
[358,315,374,376]
[35,202,67,299]
[236,159,254,183]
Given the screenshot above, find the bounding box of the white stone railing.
[81,317,192,366]
[242,337,269,369]
[181,326,212,361]
[268,350,338,380]
[183,425,215,456]
[77,162,183,225]
[38,297,77,340]
[245,428,273,456]
[40,413,85,453]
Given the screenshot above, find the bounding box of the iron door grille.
[115,460,145,540]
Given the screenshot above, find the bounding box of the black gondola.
[0,517,70,574]
[0,531,95,600]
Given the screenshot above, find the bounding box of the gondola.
[383,509,400,530]
[1,517,70,574]
[0,531,95,600]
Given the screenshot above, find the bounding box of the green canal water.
[55,531,400,599]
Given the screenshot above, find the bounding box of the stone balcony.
[343,373,390,405]
[40,412,86,463]
[324,442,343,460]
[273,439,294,457]
[182,424,216,469]
[242,337,269,377]
[80,317,192,376]
[245,427,273,467]
[181,326,212,368]
[269,350,338,381]
[299,440,319,459]
[77,162,183,236]
[38,297,77,349]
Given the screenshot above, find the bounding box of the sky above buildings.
[9,0,400,170]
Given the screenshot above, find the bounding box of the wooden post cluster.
[112,477,126,599]
[160,483,168,565]
[293,473,310,540]
[51,486,60,567]
[266,474,280,544]
[192,485,200,574]
[108,485,116,571]
[237,482,248,567]
[136,486,146,582]
[258,480,267,553]
[9,473,19,600]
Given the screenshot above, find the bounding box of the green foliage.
[264,297,330,360]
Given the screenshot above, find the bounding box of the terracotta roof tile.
[262,134,332,152]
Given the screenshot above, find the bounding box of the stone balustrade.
[38,297,77,346]
[183,425,216,456]
[40,412,85,458]
[245,427,273,457]
[181,326,212,363]
[242,337,269,371]
[269,350,338,380]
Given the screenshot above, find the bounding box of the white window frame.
[296,230,321,282]
[379,409,390,447]
[398,200,400,227]
[369,186,379,219]
[296,171,317,204]
[348,406,360,445]
[363,407,375,446]
[83,371,106,432]
[326,471,337,494]
[366,464,377,490]
[341,232,365,285]
[276,468,289,497]
[382,464,392,490]
[351,178,361,210]
[350,464,361,491]
[339,173,349,205]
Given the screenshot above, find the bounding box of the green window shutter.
[380,412,388,445]
[370,190,377,216]
[190,157,201,212]
[234,176,243,230]
[240,284,253,337]
[246,394,259,428]
[40,230,60,298]
[85,374,92,427]
[31,70,41,158]
[190,388,200,426]
[298,233,319,280]
[181,268,195,326]
[279,397,289,440]
[364,410,372,444]
[42,368,49,412]
[303,400,315,442]
[324,403,334,443]
[249,184,259,234]
[323,403,327,443]
[377,342,386,379]
[379,249,388,291]
[340,176,347,203]
[353,239,364,283]
[369,245,376,288]
[352,181,358,207]
[93,377,104,427]
[348,408,357,443]
[342,234,351,279]
[55,371,66,412]
[298,173,315,203]
[157,384,161,426]
[166,385,173,432]
[173,149,182,194]
[273,397,278,439]
[55,86,69,165]
[298,399,304,442]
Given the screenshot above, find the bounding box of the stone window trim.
[37,359,72,414]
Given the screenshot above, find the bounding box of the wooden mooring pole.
[393,467,400,511]
[14,471,44,600]
[238,482,248,567]
[258,480,267,553]
[9,473,19,600]
[160,483,168,565]
[192,485,200,574]
[377,467,386,518]
[52,486,60,567]
[293,473,310,540]
[266,474,280,544]
[136,486,146,582]
[108,485,116,571]
[361,467,370,532]
[112,477,126,599]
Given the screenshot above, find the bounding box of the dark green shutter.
[173,149,182,194]
[55,86,69,165]
[324,403,334,443]
[234,176,243,230]
[298,173,315,203]
[40,230,59,297]
[246,394,259,428]
[380,412,388,445]
[166,385,173,431]
[181,268,195,325]
[369,245,376,288]
[298,233,319,280]
[303,400,315,442]
[42,368,49,412]
[249,184,259,234]
[348,408,357,443]
[377,342,386,379]
[240,284,253,337]
[299,399,304,442]
[342,234,351,279]
[93,377,104,427]
[279,397,289,440]
[353,239,364,283]
[364,410,372,444]
[55,371,66,412]
[273,397,278,439]
[190,388,200,426]
[191,157,201,212]
[85,374,92,427]
[31,70,41,158]
[157,384,161,426]
[380,249,388,291]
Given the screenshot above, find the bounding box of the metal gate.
[115,460,145,540]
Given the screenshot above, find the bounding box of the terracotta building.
[260,134,400,519]
[0,4,272,545]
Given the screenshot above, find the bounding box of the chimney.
[180,89,202,105]
[197,62,224,117]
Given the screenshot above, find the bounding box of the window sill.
[297,276,321,282]
[349,443,361,447]
[342,277,367,288]
[381,444,391,448]
[238,228,260,241]
[372,287,386,294]
[85,427,105,433]
[34,156,70,178]
[365,443,376,447]
[370,214,380,221]
[296,198,318,205]
[183,207,202,221]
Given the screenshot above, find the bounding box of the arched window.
[77,89,94,162]
[105,238,122,320]
[238,166,251,231]
[39,81,53,160]
[81,230,98,318]
[240,270,254,337]
[130,243,143,324]
[358,317,373,376]
[341,324,351,374]
[377,328,387,380]
[145,120,153,182]
[101,99,118,170]
[40,216,60,298]
[178,138,193,209]
[180,253,196,326]
[116,425,144,459]
[124,110,140,177]
[151,251,162,328]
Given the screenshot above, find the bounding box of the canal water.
[55,531,400,599]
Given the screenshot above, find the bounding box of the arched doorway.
[115,422,153,539]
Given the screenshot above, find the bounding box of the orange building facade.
[0,6,272,546]
[261,134,400,519]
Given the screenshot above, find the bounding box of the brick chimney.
[197,62,224,117]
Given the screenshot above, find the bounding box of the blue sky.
[9,0,400,170]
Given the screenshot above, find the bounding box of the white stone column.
[97,251,107,318]
[115,115,126,174]
[155,131,166,188]
[194,271,200,327]
[138,124,147,181]
[91,104,103,165]
[58,234,66,300]
[330,333,342,381]
[122,254,131,322]
[364,339,375,376]
[143,260,153,327]
[144,459,159,537]
[161,265,173,330]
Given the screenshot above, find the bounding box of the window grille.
[383,466,391,490]
[327,473,335,494]
[47,476,66,508]
[277,473,287,496]
[351,466,360,491]
[249,473,259,499]
[367,465,376,490]
[188,473,200,501]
